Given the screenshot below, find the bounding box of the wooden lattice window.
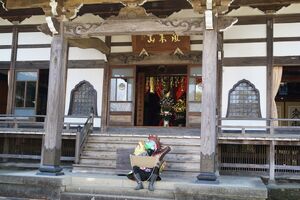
[226,79,261,118]
[68,81,98,116]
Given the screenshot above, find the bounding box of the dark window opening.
[68,80,98,116]
[0,70,8,114]
[226,79,262,118]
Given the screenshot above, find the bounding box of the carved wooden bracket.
[108,51,202,65]
[64,17,204,38]
[187,0,234,14]
[69,38,110,55]
[218,16,238,32]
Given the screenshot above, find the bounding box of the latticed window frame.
[68,80,98,116]
[226,79,262,119]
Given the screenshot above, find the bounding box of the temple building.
[0,0,300,199]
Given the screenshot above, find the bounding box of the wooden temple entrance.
[136,65,188,127]
[36,0,233,180]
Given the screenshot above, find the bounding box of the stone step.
[62,174,267,200]
[61,192,173,200]
[75,159,200,172]
[63,174,177,199]
[72,164,200,175]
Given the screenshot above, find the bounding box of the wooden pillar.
[269,141,276,182]
[2,137,9,162]
[266,16,274,131]
[6,27,18,114]
[197,21,218,182]
[38,23,68,175]
[101,63,109,133]
[100,36,111,133]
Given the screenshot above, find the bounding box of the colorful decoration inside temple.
[144,76,187,127]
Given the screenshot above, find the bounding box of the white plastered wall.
[111,35,132,53]
[222,18,267,129]
[222,67,267,129]
[17,31,52,61]
[276,4,300,14]
[274,22,300,56]
[65,68,104,128]
[0,17,13,26]
[227,6,265,16]
[0,33,12,61]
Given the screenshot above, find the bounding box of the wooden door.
[186,65,202,127]
[108,66,136,126]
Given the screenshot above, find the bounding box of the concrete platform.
[0,169,268,200]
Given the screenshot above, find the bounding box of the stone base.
[37,165,64,176]
[197,172,218,182]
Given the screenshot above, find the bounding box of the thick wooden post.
[266,16,274,131]
[38,24,68,175]
[197,21,218,182]
[269,141,275,182]
[6,27,18,114]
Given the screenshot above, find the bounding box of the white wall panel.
[20,16,46,25]
[17,48,51,61]
[0,49,11,61]
[0,33,12,45]
[190,44,203,51]
[111,35,132,43]
[18,32,52,44]
[222,66,267,128]
[72,13,103,23]
[65,68,104,127]
[274,42,300,56]
[274,23,300,38]
[190,35,203,41]
[0,17,13,25]
[224,24,266,39]
[224,43,266,57]
[111,46,132,53]
[277,4,300,14]
[227,6,264,16]
[168,9,201,18]
[69,47,107,61]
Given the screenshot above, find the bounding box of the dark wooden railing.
[0,113,100,133]
[218,117,300,181]
[218,117,300,135]
[74,110,94,164]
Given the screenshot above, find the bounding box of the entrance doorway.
[135,65,187,127]
[0,70,8,114]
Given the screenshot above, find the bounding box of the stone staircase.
[60,174,268,200]
[72,132,201,177]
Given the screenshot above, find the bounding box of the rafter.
[69,38,110,54]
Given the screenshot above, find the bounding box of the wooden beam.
[64,17,204,37]
[5,0,48,9]
[69,38,110,54]
[232,0,300,6]
[108,51,201,65]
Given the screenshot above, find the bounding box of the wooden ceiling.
[0,0,300,23]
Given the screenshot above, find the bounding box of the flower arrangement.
[173,99,186,113]
[160,96,174,123]
[160,96,174,112]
